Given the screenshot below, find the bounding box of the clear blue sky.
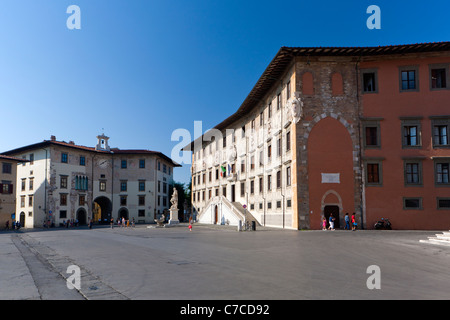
[1,0,449,185]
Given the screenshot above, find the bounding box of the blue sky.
[0,0,449,184]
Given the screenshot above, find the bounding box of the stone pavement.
[1,224,449,300]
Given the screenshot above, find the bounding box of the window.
[80,156,86,166]
[61,153,68,163]
[276,170,281,189]
[437,198,450,210]
[287,199,292,208]
[430,64,448,89]
[139,195,145,206]
[277,93,281,110]
[286,132,291,152]
[259,177,263,193]
[250,180,254,195]
[241,125,246,138]
[2,163,11,174]
[277,138,281,157]
[402,121,421,148]
[260,111,264,126]
[268,103,272,118]
[29,153,34,165]
[139,180,145,192]
[139,159,145,168]
[363,120,381,148]
[20,196,25,207]
[21,179,26,191]
[267,175,272,191]
[286,166,291,186]
[365,127,379,147]
[366,161,382,185]
[435,162,450,185]
[250,156,255,170]
[60,210,67,219]
[120,196,127,206]
[121,160,127,169]
[79,195,85,206]
[362,70,377,93]
[60,176,68,189]
[240,182,245,197]
[99,180,106,191]
[60,194,67,206]
[120,181,127,192]
[1,181,13,194]
[139,210,145,217]
[403,198,422,210]
[268,144,272,162]
[163,164,167,173]
[433,125,448,146]
[404,161,422,185]
[259,150,264,167]
[286,81,291,100]
[28,195,33,207]
[223,135,227,148]
[399,66,419,91]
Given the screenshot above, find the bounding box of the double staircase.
[420,231,450,247]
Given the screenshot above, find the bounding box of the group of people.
[4,220,21,230]
[322,213,357,231]
[110,217,135,228]
[61,219,79,228]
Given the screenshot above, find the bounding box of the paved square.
[1,224,449,300]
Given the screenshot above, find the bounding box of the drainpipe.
[40,148,49,225]
[355,57,365,230]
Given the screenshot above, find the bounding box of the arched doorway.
[76,208,87,225]
[19,212,25,227]
[214,205,218,224]
[118,208,129,220]
[93,197,112,224]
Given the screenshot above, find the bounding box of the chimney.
[50,135,56,141]
[69,141,75,145]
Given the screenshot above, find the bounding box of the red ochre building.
[185,42,450,230]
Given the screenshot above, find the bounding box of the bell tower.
[96,134,110,151]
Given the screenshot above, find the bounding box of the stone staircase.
[420,231,450,247]
[231,202,260,226]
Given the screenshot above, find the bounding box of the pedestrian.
[322,217,327,230]
[121,217,125,228]
[328,214,335,230]
[344,213,350,230]
[188,223,192,232]
[126,220,130,228]
[89,219,93,229]
[110,218,114,229]
[132,218,135,228]
[5,220,9,230]
[351,213,357,231]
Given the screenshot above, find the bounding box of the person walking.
[110,218,114,229]
[344,213,350,230]
[328,214,335,230]
[351,213,357,231]
[322,217,327,230]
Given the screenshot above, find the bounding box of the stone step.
[420,238,450,247]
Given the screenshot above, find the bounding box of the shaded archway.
[93,196,112,224]
[118,208,129,220]
[76,208,87,225]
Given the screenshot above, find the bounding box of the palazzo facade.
[185,42,450,230]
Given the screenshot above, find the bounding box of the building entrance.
[324,205,340,229]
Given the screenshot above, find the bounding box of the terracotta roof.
[0,154,29,162]
[1,140,181,167]
[183,41,450,151]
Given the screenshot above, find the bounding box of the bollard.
[238,220,242,231]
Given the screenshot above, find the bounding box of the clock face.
[98,159,109,169]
